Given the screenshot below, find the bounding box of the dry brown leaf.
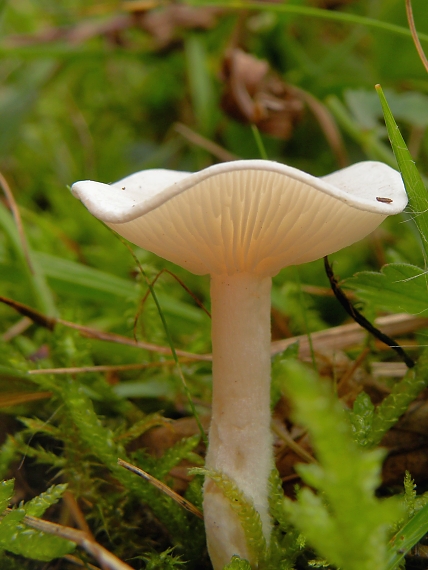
[221,48,304,139]
[132,5,223,48]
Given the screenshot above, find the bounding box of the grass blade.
[376,84,428,259]
[387,502,428,570]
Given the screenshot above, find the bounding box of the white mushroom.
[72,159,407,569]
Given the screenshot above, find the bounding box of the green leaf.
[387,502,428,570]
[326,94,395,164]
[403,471,417,520]
[35,251,135,301]
[58,376,203,554]
[345,263,428,315]
[223,556,252,570]
[0,480,14,512]
[24,484,68,518]
[0,481,74,562]
[152,434,202,480]
[0,366,31,382]
[0,439,18,481]
[0,511,75,561]
[0,62,54,154]
[34,252,205,323]
[345,89,428,130]
[267,469,303,569]
[0,203,56,316]
[61,376,124,469]
[192,467,267,565]
[376,85,428,258]
[348,392,375,447]
[276,360,403,570]
[369,348,428,447]
[185,35,217,137]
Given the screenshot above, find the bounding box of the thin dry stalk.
[0,293,210,360]
[117,458,204,520]
[336,346,370,395]
[0,171,34,273]
[272,421,316,464]
[2,316,33,341]
[138,267,211,319]
[174,122,239,162]
[406,0,428,73]
[271,313,428,358]
[63,491,95,540]
[28,360,191,376]
[0,392,52,408]
[6,509,134,570]
[289,85,348,168]
[58,318,212,361]
[63,554,100,569]
[1,295,425,364]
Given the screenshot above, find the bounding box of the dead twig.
[5,509,133,570]
[117,458,204,519]
[406,0,428,74]
[58,318,212,361]
[272,421,316,464]
[28,361,191,376]
[0,294,210,361]
[2,316,33,341]
[271,313,427,358]
[1,296,426,365]
[174,123,239,162]
[0,295,56,329]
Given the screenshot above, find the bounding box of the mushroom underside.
[106,168,387,276]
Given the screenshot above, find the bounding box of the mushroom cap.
[72,160,407,277]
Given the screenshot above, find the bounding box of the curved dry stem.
[406,0,428,73]
[0,171,34,273]
[117,458,203,519]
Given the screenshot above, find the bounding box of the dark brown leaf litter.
[219,48,348,165]
[220,49,305,139]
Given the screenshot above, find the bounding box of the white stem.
[204,273,273,569]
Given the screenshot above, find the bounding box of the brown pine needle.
[117,458,204,520]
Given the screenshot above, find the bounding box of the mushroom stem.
[204,272,273,569]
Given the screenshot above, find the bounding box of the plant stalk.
[204,272,273,569]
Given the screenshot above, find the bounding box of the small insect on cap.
[72,160,407,277]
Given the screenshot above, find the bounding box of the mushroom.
[71,159,407,569]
